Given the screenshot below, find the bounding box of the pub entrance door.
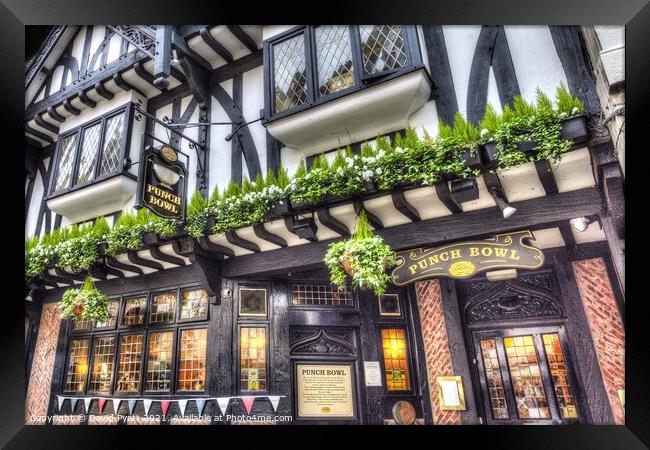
[457,268,585,425]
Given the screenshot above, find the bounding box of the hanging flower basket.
[324,212,396,296]
[60,276,110,322]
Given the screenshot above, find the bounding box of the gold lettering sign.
[391,231,544,285]
[136,144,187,220]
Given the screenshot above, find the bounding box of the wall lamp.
[570,216,595,232]
[450,178,479,203]
[489,187,517,219]
[170,49,181,66]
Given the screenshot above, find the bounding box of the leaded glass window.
[95,300,119,329]
[273,34,308,113]
[179,289,209,320]
[381,328,410,391]
[291,284,353,306]
[64,338,89,393]
[122,296,147,326]
[99,113,125,176]
[116,334,143,393]
[479,339,509,419]
[542,333,578,419]
[54,134,77,191]
[88,336,116,393]
[177,328,207,391]
[315,26,355,97]
[359,25,408,76]
[72,318,92,332]
[74,122,102,185]
[240,327,267,391]
[146,331,173,391]
[150,290,177,323]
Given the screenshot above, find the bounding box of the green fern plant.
[555,83,584,116]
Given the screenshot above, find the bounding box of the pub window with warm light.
[240,327,267,391]
[116,334,144,393]
[64,338,89,393]
[145,331,174,391]
[88,336,116,393]
[177,328,207,391]
[381,328,411,391]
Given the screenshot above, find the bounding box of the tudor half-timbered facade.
[25,25,625,425]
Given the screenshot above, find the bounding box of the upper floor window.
[265,25,421,120]
[50,104,132,196]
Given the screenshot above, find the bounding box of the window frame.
[377,325,415,394]
[263,25,424,123]
[113,330,146,396]
[47,102,134,198]
[288,281,356,310]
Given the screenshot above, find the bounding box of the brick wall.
[414,280,462,425]
[25,303,61,425]
[573,258,625,425]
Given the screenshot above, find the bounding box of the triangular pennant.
[98,398,109,413]
[57,396,65,412]
[195,399,207,415]
[268,396,281,412]
[115,399,124,414]
[143,399,153,415]
[177,399,188,417]
[216,397,231,415]
[160,400,171,417]
[242,397,255,415]
[70,398,79,412]
[83,397,92,413]
[128,399,138,415]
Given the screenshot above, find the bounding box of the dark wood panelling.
[421,26,459,126]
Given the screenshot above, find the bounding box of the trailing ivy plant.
[59,276,110,322]
[324,211,396,296]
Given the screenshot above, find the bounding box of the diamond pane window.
[240,327,267,391]
[542,333,579,419]
[64,338,89,393]
[74,123,101,185]
[179,289,209,320]
[99,113,125,176]
[503,335,551,419]
[359,25,408,76]
[150,290,177,323]
[177,328,207,391]
[273,34,308,113]
[146,331,173,391]
[88,336,116,393]
[381,328,410,391]
[480,339,509,419]
[315,26,355,97]
[54,134,78,191]
[116,334,143,393]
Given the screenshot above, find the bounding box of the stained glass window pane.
[64,338,89,393]
[291,284,353,306]
[74,123,101,185]
[150,290,177,323]
[480,339,509,419]
[177,328,207,391]
[95,300,119,329]
[116,334,143,393]
[503,335,550,419]
[179,289,209,320]
[240,327,267,391]
[359,25,408,76]
[315,26,355,97]
[88,336,116,393]
[146,331,173,391]
[72,317,92,332]
[273,34,308,113]
[54,134,78,191]
[122,296,146,326]
[99,113,125,176]
[381,328,410,391]
[542,333,579,419]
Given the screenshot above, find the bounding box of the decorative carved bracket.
[178,54,209,110]
[172,236,222,304]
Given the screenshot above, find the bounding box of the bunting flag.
[70,398,79,412]
[177,399,188,417]
[57,396,64,412]
[268,396,282,412]
[128,399,138,415]
[83,397,92,413]
[216,397,231,415]
[195,399,206,415]
[242,397,255,415]
[160,400,171,417]
[115,399,124,414]
[98,398,109,414]
[143,399,153,415]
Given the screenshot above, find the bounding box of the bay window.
[264,25,422,121]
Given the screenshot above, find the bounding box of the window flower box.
[271,197,292,216]
[142,232,159,246]
[481,142,499,168]
[516,140,538,154]
[363,179,378,194]
[560,114,589,144]
[459,147,483,169]
[96,241,108,256]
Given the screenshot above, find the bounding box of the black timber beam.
[227,25,258,53]
[200,27,233,63]
[222,187,604,278]
[127,251,164,271]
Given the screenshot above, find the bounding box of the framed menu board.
[295,363,355,418]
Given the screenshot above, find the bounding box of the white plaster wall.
[442,26,482,119]
[209,79,234,195]
[106,33,123,65]
[243,66,267,176]
[263,26,297,41]
[26,165,46,239]
[88,26,107,73]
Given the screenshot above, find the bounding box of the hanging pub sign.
[391,230,544,285]
[135,144,187,220]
